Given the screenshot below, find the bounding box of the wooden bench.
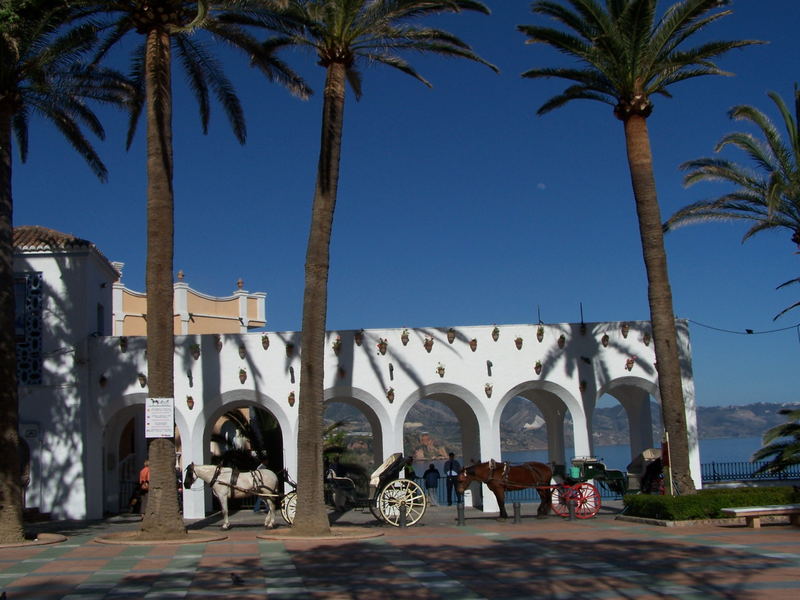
[721,504,800,528]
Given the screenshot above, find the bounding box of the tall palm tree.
[87,0,308,539]
[0,0,130,544]
[264,0,496,535]
[667,87,800,320]
[518,0,760,495]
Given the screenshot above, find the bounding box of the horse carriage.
[184,453,427,528]
[456,449,663,520]
[281,452,428,527]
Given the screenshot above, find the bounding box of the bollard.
[456,502,465,526]
[513,502,522,524]
[399,503,407,528]
[567,498,576,521]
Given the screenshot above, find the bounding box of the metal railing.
[701,460,800,483]
[476,461,800,504]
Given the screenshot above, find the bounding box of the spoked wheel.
[280,491,297,525]
[377,479,427,527]
[572,483,601,518]
[551,485,572,517]
[551,483,600,519]
[369,499,382,522]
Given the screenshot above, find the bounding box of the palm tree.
[264,0,496,535]
[666,87,800,320]
[0,0,130,544]
[518,0,760,495]
[87,0,308,539]
[752,408,800,475]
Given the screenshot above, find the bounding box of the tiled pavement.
[1,505,799,599]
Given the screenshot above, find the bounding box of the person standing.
[444,452,462,505]
[138,460,150,514]
[403,456,418,480]
[422,464,440,506]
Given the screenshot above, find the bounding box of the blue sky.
[13,1,800,408]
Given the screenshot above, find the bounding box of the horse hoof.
[221,524,231,530]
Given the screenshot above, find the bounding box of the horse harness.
[483,459,543,488]
[202,464,279,498]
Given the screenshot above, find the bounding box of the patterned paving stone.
[2,506,800,599]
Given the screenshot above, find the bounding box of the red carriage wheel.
[571,483,601,518]
[551,485,573,517]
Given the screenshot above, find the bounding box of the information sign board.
[145,397,174,438]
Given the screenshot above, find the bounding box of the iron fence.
[484,461,800,504]
[701,460,800,483]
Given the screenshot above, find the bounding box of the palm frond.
[522,0,761,116]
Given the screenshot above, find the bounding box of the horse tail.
[183,463,195,489]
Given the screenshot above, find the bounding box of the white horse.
[184,463,279,530]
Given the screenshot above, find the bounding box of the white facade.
[15,231,699,520]
[15,235,117,519]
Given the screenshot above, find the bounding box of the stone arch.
[98,391,147,428]
[598,376,660,460]
[497,380,587,467]
[100,393,191,515]
[197,390,291,471]
[324,386,391,466]
[181,390,290,520]
[396,383,489,467]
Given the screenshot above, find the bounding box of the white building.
[14,226,700,520]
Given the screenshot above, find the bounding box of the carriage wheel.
[571,483,601,518]
[551,485,572,517]
[377,479,427,527]
[369,499,383,522]
[280,491,297,525]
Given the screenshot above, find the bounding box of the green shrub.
[622,486,799,520]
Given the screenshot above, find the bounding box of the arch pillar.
[539,402,567,467]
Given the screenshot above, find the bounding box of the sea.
[409,436,765,475]
[503,436,766,472]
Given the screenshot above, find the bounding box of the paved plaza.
[1,503,799,599]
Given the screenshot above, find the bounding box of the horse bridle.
[184,463,224,489]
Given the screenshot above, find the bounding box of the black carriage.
[280,453,427,527]
[550,449,662,518]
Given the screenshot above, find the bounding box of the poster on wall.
[145,397,174,438]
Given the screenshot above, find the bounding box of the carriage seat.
[626,448,661,492]
[369,453,404,488]
[325,470,356,492]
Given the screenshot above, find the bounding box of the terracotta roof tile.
[14,225,94,250]
[14,225,118,278]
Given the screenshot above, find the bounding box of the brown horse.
[455,459,553,519]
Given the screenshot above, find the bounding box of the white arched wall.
[396,383,490,461]
[601,378,659,460]
[500,380,590,462]
[395,383,490,511]
[599,375,701,489]
[82,320,693,518]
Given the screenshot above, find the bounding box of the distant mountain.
[696,402,798,440]
[325,400,798,459]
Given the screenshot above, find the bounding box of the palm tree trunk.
[623,114,696,495]
[139,28,186,538]
[294,62,347,536]
[0,105,26,543]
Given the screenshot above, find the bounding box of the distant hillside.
[325,401,798,459]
